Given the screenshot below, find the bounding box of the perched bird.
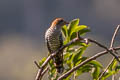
[45,18,68,73]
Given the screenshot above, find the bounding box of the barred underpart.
[45,26,64,73]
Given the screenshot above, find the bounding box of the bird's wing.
[46,38,52,53]
[59,33,63,47]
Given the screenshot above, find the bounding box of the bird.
[45,18,69,73]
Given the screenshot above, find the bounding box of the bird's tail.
[53,52,64,73]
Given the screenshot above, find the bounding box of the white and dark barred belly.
[45,27,63,53]
[48,36,61,52]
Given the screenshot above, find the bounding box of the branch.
[98,25,120,79]
[35,38,79,80]
[34,61,49,80]
[110,25,120,48]
[40,67,49,79]
[57,46,120,80]
[77,32,120,64]
[35,53,56,80]
[34,61,41,69]
[88,38,120,64]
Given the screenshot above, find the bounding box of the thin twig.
[41,67,49,76]
[39,67,49,80]
[57,47,120,80]
[34,61,41,69]
[110,25,120,48]
[98,57,114,80]
[35,53,56,80]
[77,32,120,63]
[88,38,120,64]
[98,25,120,79]
[36,69,41,80]
[110,25,120,80]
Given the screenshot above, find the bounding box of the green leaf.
[108,59,117,71]
[64,52,71,60]
[103,70,115,79]
[92,66,101,79]
[75,57,88,66]
[68,19,79,36]
[89,60,102,79]
[89,60,103,68]
[79,28,90,35]
[39,57,46,66]
[72,47,88,66]
[64,19,80,45]
[70,25,90,40]
[62,25,68,38]
[75,25,88,32]
[67,53,74,68]
[115,65,120,71]
[75,64,92,77]
[70,32,77,40]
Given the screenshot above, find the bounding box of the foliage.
[38,19,120,80]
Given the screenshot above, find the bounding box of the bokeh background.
[0,0,120,80]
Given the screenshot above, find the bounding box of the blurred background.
[0,0,120,80]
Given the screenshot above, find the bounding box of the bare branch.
[35,53,56,80]
[110,25,120,48]
[88,38,120,64]
[34,61,41,69]
[77,33,120,64]
[98,57,115,80]
[39,67,49,80]
[98,25,120,79]
[41,67,49,76]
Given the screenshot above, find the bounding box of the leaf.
[79,28,90,35]
[75,57,88,65]
[64,19,79,45]
[64,52,72,64]
[67,53,74,68]
[75,64,93,77]
[75,25,88,32]
[70,25,90,40]
[39,57,46,66]
[103,70,115,79]
[49,59,54,68]
[70,32,77,40]
[115,65,120,71]
[89,60,102,79]
[64,52,71,60]
[108,59,117,71]
[68,19,79,36]
[72,46,88,66]
[62,25,68,38]
[92,66,101,79]
[89,60,103,68]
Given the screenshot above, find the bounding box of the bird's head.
[51,18,69,29]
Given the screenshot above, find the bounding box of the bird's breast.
[45,28,62,52]
[48,35,61,51]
